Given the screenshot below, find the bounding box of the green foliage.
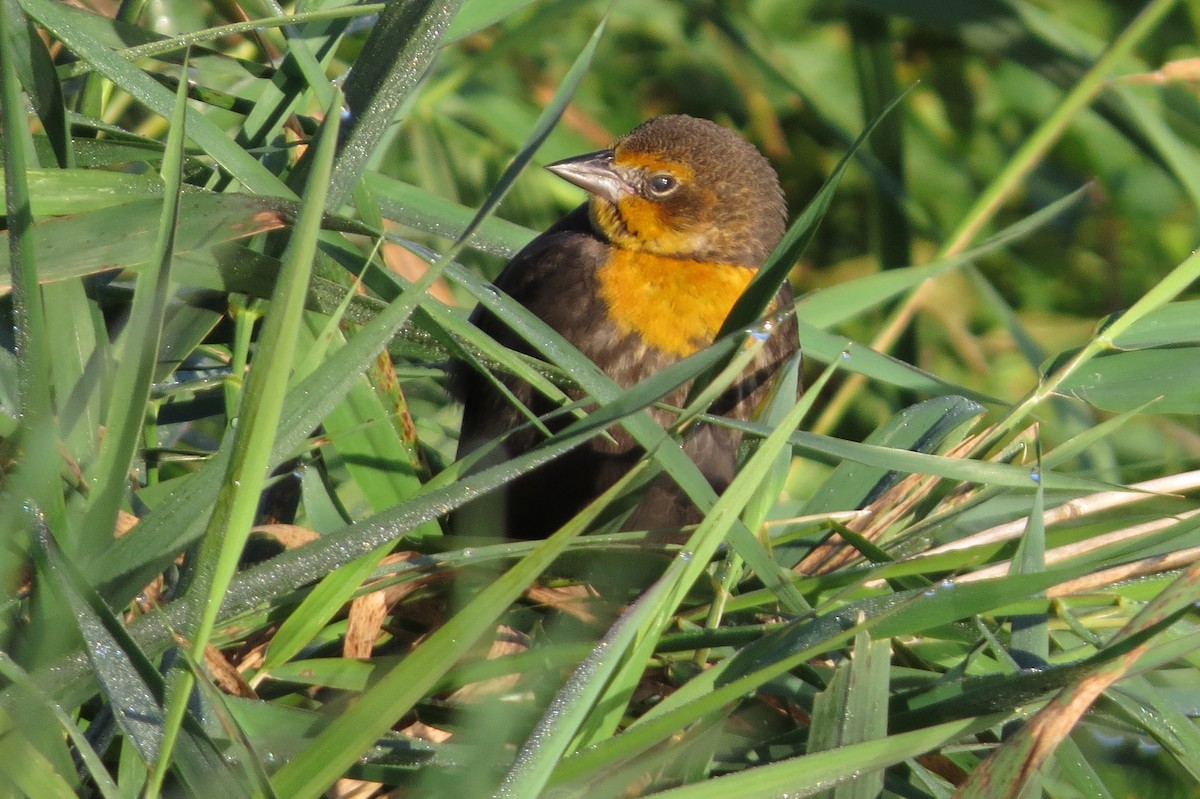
[1,0,1199,797]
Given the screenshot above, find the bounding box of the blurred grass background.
[1,0,1199,797]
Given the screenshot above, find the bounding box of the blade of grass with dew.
[807,627,891,799]
[169,645,280,799]
[0,168,162,214]
[54,4,385,79]
[717,421,1109,494]
[1053,347,1200,414]
[80,52,188,554]
[493,561,699,798]
[304,0,462,209]
[0,0,69,677]
[1,0,53,473]
[232,12,349,156]
[255,541,395,676]
[802,395,986,515]
[1106,675,1200,782]
[795,320,1002,403]
[650,713,1006,799]
[737,350,806,533]
[147,91,343,794]
[367,172,535,257]
[30,517,248,796]
[1106,299,1200,349]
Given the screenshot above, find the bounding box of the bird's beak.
[545,150,629,204]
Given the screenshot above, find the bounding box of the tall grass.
[1,0,1198,797]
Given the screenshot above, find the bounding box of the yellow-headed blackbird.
[454,114,798,539]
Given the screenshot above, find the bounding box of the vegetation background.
[1,0,1199,797]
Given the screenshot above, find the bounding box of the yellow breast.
[595,249,756,357]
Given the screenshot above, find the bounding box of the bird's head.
[546,115,786,267]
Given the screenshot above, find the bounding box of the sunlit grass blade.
[255,540,394,676]
[991,245,1200,441]
[149,90,342,793]
[367,172,534,257]
[802,396,985,516]
[650,714,1005,799]
[52,5,387,80]
[0,193,296,292]
[796,184,1091,330]
[81,52,188,553]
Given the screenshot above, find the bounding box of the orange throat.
[595,249,757,357]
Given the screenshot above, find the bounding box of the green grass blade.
[938,0,1178,254]
[80,53,188,553]
[646,714,1005,799]
[149,91,342,792]
[30,516,250,797]
[807,628,891,799]
[308,0,462,209]
[1007,469,1049,664]
[6,2,71,168]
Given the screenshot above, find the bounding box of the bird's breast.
[594,249,757,358]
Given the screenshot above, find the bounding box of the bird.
[452,114,798,539]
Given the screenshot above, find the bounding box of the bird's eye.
[647,174,678,196]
